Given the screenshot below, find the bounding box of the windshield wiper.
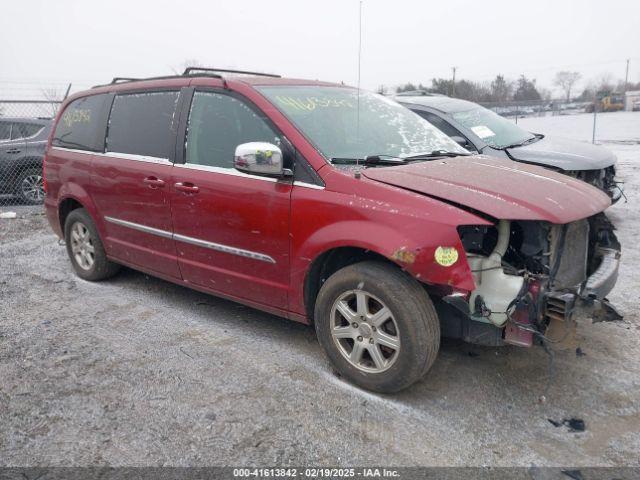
[331,150,470,165]
[500,134,543,150]
[403,150,471,160]
[330,156,406,165]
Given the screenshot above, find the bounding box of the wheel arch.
[303,246,405,323]
[293,219,476,322]
[57,192,102,238]
[58,197,85,233]
[10,158,43,186]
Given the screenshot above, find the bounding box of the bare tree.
[40,87,63,117]
[171,58,203,75]
[538,87,553,102]
[553,71,581,102]
[489,74,512,102]
[376,85,387,95]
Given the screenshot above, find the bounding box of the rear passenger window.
[185,91,278,169]
[106,91,179,159]
[22,123,44,138]
[52,94,108,151]
[10,124,24,140]
[0,122,11,141]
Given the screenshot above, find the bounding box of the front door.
[90,91,181,278]
[170,90,291,309]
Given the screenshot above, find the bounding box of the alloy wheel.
[21,174,44,203]
[330,289,401,373]
[70,222,95,270]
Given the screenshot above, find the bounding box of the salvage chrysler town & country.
[43,68,621,392]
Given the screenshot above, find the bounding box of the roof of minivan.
[395,95,479,113]
[88,75,345,93]
[76,75,350,102]
[232,76,345,87]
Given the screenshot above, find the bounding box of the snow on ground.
[518,111,640,144]
[1,112,639,468]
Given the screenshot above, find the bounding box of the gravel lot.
[1,113,639,468]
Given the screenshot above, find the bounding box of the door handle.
[143,176,165,188]
[174,182,199,194]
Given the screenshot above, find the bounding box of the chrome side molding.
[104,216,173,239]
[104,216,276,264]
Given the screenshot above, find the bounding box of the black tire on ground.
[14,167,45,205]
[314,260,440,393]
[63,208,121,281]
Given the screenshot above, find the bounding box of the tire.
[15,167,45,205]
[64,208,121,281]
[314,261,440,393]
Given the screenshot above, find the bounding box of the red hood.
[362,155,610,224]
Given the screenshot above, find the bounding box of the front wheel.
[314,261,440,393]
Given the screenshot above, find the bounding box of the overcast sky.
[1,0,639,98]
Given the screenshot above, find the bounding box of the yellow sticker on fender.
[434,246,459,267]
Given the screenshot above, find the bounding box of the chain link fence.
[478,99,593,123]
[0,99,61,208]
[479,98,623,145]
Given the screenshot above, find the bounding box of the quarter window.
[106,91,180,159]
[52,94,108,151]
[185,91,278,169]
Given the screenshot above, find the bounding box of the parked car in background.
[0,117,52,204]
[44,70,620,392]
[395,92,623,202]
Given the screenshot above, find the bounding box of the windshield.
[451,106,535,149]
[257,86,467,161]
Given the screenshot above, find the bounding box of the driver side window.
[185,91,279,169]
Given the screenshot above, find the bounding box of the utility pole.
[592,91,598,144]
[624,58,630,93]
[451,66,457,97]
[623,58,630,111]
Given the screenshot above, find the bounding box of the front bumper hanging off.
[545,246,623,329]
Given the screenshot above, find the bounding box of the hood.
[505,135,616,170]
[362,155,611,224]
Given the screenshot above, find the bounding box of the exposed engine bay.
[439,213,622,348]
[566,166,624,203]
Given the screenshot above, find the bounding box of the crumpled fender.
[290,219,478,316]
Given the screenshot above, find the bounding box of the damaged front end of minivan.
[439,213,622,348]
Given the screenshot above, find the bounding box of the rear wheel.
[64,208,120,281]
[314,261,440,393]
[15,167,45,205]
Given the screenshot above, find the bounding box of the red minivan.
[44,68,621,392]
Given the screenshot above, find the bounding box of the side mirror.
[234,142,285,177]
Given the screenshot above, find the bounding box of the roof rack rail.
[395,90,447,97]
[111,77,141,84]
[91,72,223,89]
[92,67,278,89]
[183,67,280,78]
